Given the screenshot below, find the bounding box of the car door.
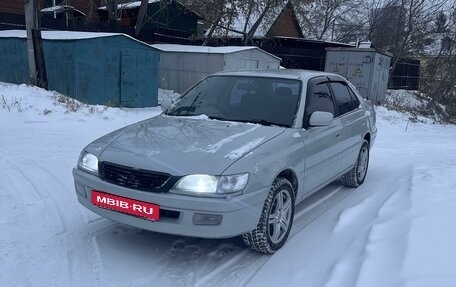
[328,80,366,171]
[301,77,345,195]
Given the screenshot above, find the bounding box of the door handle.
[336,134,341,137]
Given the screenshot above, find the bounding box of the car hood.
[90,115,286,175]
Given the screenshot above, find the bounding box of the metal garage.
[325,47,392,103]
[0,30,160,107]
[152,44,281,93]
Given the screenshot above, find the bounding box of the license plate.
[91,190,159,221]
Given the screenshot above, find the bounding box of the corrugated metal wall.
[0,38,28,83]
[158,49,281,94]
[158,53,223,93]
[325,48,391,103]
[0,35,159,107]
[223,49,280,70]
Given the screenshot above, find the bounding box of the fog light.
[193,213,222,225]
[74,182,87,197]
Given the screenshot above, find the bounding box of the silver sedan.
[73,69,377,254]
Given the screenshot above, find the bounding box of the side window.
[304,79,335,128]
[330,82,356,116]
[348,87,360,108]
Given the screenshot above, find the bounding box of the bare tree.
[368,0,449,73]
[185,0,236,45]
[292,0,364,41]
[186,0,286,45]
[420,7,456,122]
[243,0,286,44]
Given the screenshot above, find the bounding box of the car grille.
[99,162,171,192]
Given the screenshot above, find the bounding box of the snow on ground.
[1,83,456,287]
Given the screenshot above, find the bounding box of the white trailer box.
[325,48,391,103]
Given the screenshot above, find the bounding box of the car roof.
[214,69,344,82]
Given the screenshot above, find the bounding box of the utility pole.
[24,0,47,89]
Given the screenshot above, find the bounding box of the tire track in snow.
[0,156,74,286]
[1,157,69,235]
[3,147,93,225]
[195,184,355,287]
[61,220,118,287]
[1,153,116,286]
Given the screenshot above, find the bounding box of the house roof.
[97,0,202,18]
[151,44,281,59]
[208,0,292,38]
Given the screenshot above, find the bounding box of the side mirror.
[309,111,333,127]
[160,98,172,112]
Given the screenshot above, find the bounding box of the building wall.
[67,0,102,15]
[0,0,102,16]
[158,53,224,93]
[158,49,281,94]
[267,3,302,38]
[223,50,280,70]
[0,37,28,82]
[0,0,24,15]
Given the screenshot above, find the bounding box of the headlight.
[78,151,98,174]
[218,173,249,193]
[173,173,249,196]
[174,174,218,194]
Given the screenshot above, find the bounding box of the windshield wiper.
[165,106,196,116]
[233,119,288,127]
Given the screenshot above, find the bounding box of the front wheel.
[242,178,295,254]
[341,139,370,187]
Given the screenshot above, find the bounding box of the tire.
[242,178,295,254]
[341,139,370,187]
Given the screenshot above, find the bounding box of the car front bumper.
[73,168,268,238]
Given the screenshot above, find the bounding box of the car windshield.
[165,75,301,127]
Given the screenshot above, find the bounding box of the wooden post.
[24,0,47,89]
[24,0,37,85]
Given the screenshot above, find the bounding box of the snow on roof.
[97,0,203,18]
[208,0,289,38]
[0,30,157,50]
[98,0,160,10]
[0,30,123,40]
[151,44,257,54]
[151,44,281,59]
[40,5,86,16]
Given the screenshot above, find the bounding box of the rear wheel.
[242,178,295,254]
[341,140,370,187]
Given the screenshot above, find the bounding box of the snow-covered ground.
[1,83,455,287]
